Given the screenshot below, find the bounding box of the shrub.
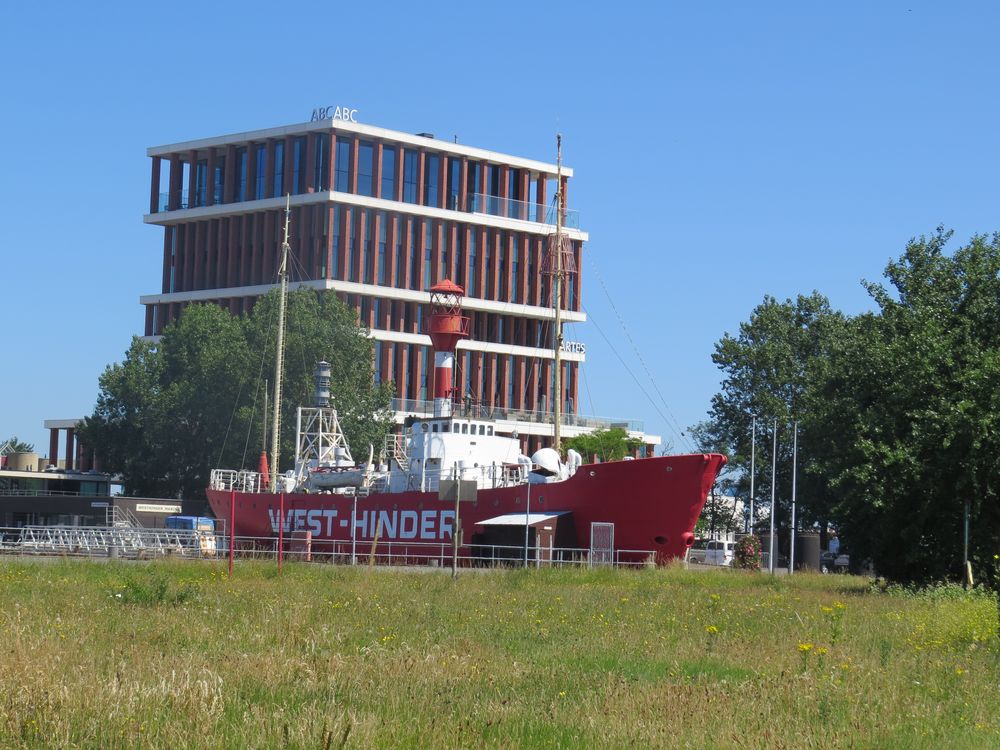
[734,535,762,570]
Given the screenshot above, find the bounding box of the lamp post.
[748,415,756,534]
[789,421,798,575]
[769,418,777,574]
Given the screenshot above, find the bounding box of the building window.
[236,147,248,202]
[273,142,284,197]
[409,219,419,290]
[213,157,225,204]
[456,227,465,290]
[292,137,306,195]
[349,208,359,281]
[357,141,374,197]
[423,153,440,208]
[194,160,207,207]
[447,158,461,210]
[381,146,396,199]
[374,341,382,383]
[466,161,481,208]
[527,239,535,304]
[468,229,477,296]
[506,355,514,407]
[420,347,429,401]
[331,205,341,279]
[335,139,350,193]
[484,235,493,300]
[363,209,374,284]
[508,168,521,218]
[511,236,520,303]
[314,133,329,191]
[378,213,387,285]
[255,144,267,199]
[402,150,418,203]
[394,214,404,289]
[498,233,507,300]
[424,221,434,290]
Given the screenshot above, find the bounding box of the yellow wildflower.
[705,625,719,634]
[798,643,814,653]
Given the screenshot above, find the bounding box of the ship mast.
[552,134,564,454]
[269,196,291,492]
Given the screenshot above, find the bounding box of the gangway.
[16,525,213,558]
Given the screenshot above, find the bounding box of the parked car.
[686,539,708,564]
[705,540,736,567]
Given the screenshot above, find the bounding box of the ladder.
[16,525,209,558]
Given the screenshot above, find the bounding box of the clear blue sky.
[2,1,999,456]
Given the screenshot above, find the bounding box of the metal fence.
[0,526,655,569]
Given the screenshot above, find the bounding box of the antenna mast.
[553,135,564,454]
[269,196,291,492]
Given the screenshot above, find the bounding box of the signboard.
[561,341,586,355]
[90,502,109,508]
[310,106,358,123]
[135,503,182,514]
[438,480,478,503]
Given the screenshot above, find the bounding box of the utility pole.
[769,418,777,574]
[748,415,756,534]
[789,420,798,575]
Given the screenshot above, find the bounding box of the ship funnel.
[426,279,470,417]
[314,361,331,407]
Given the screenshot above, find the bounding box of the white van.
[705,540,735,566]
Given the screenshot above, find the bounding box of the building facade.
[141,115,653,452]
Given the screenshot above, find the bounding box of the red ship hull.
[206,453,726,563]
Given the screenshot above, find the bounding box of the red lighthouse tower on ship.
[426,280,470,418]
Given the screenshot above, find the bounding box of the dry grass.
[0,559,997,749]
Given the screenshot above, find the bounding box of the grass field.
[0,559,997,749]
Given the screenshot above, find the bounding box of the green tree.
[80,290,394,500]
[696,293,847,539]
[818,229,1000,581]
[562,428,643,462]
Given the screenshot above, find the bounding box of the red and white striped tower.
[426,279,470,417]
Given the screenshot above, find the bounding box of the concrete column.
[373,141,383,200]
[187,149,198,207]
[223,145,236,204]
[168,154,182,210]
[64,428,75,471]
[350,136,359,194]
[459,157,469,212]
[265,140,277,199]
[149,156,161,214]
[324,131,336,193]
[417,151,426,205]
[205,148,216,206]
[282,136,294,196]
[246,142,258,201]
[536,175,546,223]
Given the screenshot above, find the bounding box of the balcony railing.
[390,398,642,433]
[467,193,580,229]
[155,189,581,231]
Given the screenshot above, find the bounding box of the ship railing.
[415,464,526,493]
[210,469,264,493]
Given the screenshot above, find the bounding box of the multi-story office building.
[141,114,654,452]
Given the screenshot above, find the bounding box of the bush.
[734,535,762,570]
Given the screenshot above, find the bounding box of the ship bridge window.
[432,423,439,433]
[461,424,468,434]
[487,426,494,435]
[478,425,485,435]
[443,423,450,432]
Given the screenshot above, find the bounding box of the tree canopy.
[700,228,1000,583]
[80,289,395,500]
[563,428,644,463]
